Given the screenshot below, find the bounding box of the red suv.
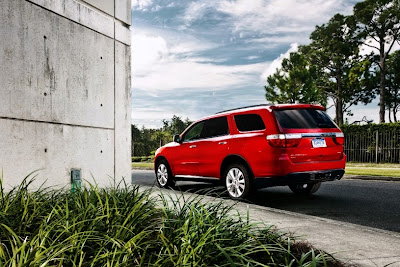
[154,104,346,199]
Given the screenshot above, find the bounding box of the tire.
[288,182,321,195]
[224,163,252,199]
[155,159,175,188]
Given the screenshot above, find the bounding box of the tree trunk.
[336,97,343,126]
[394,93,398,122]
[335,74,344,126]
[379,40,386,123]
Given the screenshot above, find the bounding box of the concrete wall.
[0,0,131,190]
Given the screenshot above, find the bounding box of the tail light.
[334,132,345,145]
[267,133,302,148]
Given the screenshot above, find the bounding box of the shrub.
[0,176,347,266]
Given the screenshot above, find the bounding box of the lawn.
[345,163,400,177]
[345,167,400,177]
[132,161,153,169]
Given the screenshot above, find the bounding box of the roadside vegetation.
[132,161,153,169]
[132,116,192,158]
[0,177,348,266]
[346,163,400,177]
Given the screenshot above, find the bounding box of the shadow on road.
[171,180,348,216]
[133,171,400,233]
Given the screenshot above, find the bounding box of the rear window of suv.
[274,109,337,129]
[234,114,265,132]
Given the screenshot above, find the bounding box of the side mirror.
[173,134,181,143]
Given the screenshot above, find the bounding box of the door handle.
[218,142,227,145]
[190,145,197,148]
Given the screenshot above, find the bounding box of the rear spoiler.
[270,104,325,111]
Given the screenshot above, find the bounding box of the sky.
[130,0,388,129]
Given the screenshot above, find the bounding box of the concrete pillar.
[0,0,131,190]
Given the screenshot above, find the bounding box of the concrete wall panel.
[83,0,114,16]
[114,42,131,180]
[27,0,114,38]
[0,118,114,190]
[0,0,131,190]
[115,21,131,46]
[0,0,114,128]
[115,0,131,25]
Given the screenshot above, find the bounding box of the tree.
[131,124,141,156]
[131,115,193,156]
[152,130,172,148]
[265,51,327,106]
[385,50,400,121]
[162,115,192,135]
[307,14,375,126]
[354,0,400,122]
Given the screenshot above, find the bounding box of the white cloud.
[131,108,178,128]
[133,57,266,92]
[246,34,310,49]
[182,0,354,36]
[219,0,341,21]
[182,2,210,26]
[168,40,217,54]
[131,33,168,77]
[246,56,259,60]
[131,0,153,11]
[132,28,267,93]
[261,43,298,80]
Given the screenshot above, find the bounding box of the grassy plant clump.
[154,194,346,267]
[0,178,160,266]
[0,177,347,266]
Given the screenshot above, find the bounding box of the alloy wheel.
[226,167,246,198]
[157,163,168,187]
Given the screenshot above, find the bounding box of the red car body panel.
[155,104,346,185]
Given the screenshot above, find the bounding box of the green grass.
[0,175,348,266]
[132,162,153,169]
[345,167,400,177]
[346,162,400,168]
[346,163,400,177]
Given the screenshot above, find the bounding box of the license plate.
[312,138,327,148]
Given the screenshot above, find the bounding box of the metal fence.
[344,130,400,163]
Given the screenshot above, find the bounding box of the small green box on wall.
[71,169,82,193]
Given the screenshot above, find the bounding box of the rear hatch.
[271,105,344,163]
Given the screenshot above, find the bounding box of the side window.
[234,114,265,132]
[182,121,204,142]
[202,117,229,138]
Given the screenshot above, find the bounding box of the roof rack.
[215,104,271,114]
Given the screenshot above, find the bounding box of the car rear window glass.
[202,117,229,138]
[234,114,265,132]
[274,109,337,129]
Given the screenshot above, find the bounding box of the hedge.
[341,122,400,134]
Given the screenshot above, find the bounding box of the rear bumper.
[254,169,345,188]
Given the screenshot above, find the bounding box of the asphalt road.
[132,170,400,233]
